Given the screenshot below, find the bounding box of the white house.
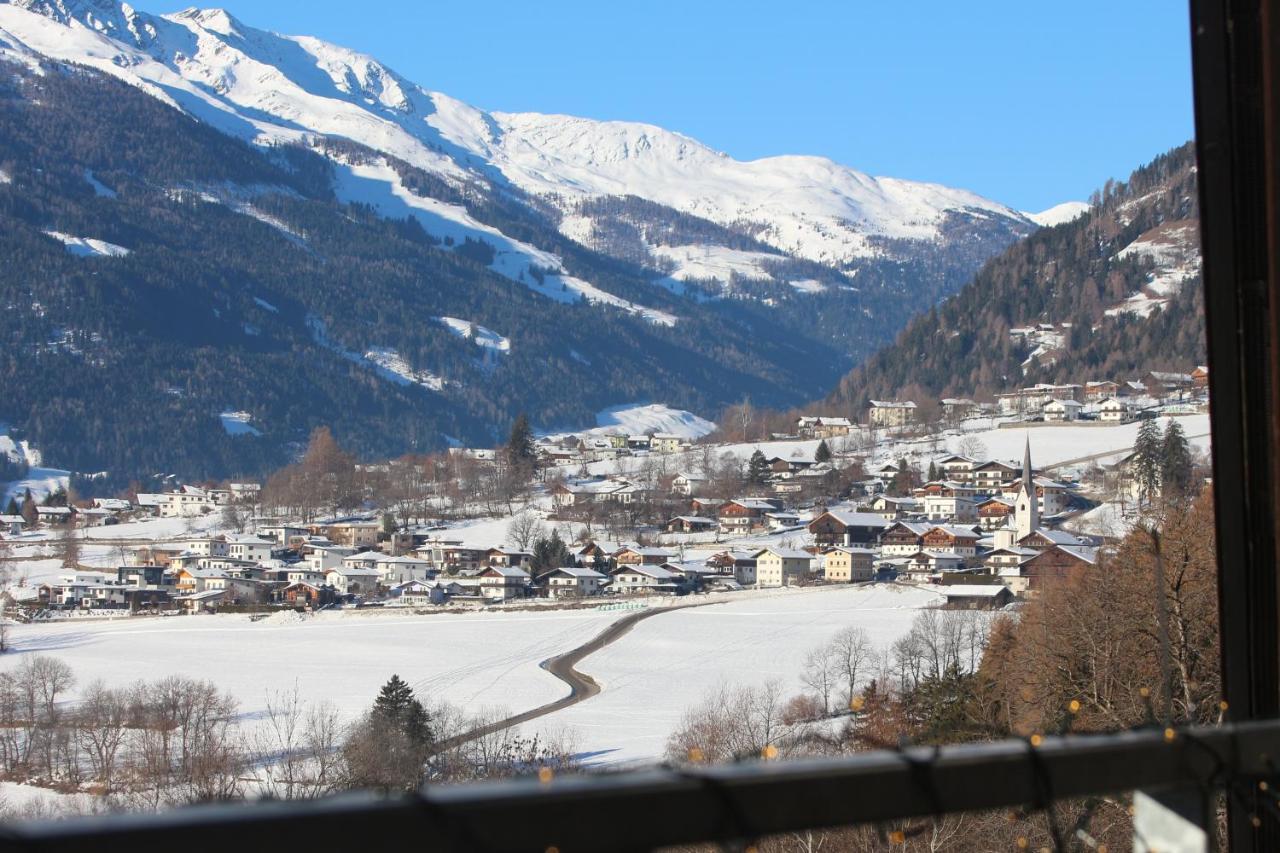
[1099,398,1133,422]
[225,534,273,563]
[374,554,434,585]
[609,564,683,594]
[753,548,813,588]
[1043,399,1083,422]
[479,566,531,601]
[545,566,606,598]
[869,400,917,428]
[324,566,380,596]
[308,546,358,573]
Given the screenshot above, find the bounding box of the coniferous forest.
[826,143,1204,412]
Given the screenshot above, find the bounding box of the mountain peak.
[170,6,241,36]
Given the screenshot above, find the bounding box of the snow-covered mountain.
[0,0,1033,286]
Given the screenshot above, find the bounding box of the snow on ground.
[42,230,129,258]
[940,414,1212,469]
[593,403,716,439]
[253,296,278,313]
[1107,220,1201,318]
[437,317,511,353]
[1023,202,1090,228]
[788,278,827,294]
[650,244,779,290]
[332,158,676,326]
[2,467,69,506]
[537,584,945,764]
[0,168,11,185]
[0,607,624,731]
[306,316,447,393]
[219,411,263,437]
[362,348,446,392]
[82,169,117,199]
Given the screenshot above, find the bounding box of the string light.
[545,847,560,853]
[1261,781,1270,792]
[1029,734,1043,748]
[1139,687,1151,699]
[1015,836,1029,849]
[1163,727,1176,743]
[1252,815,1263,828]
[887,830,905,844]
[687,747,705,763]
[538,767,554,784]
[762,744,778,760]
[1068,699,1081,715]
[1220,700,1230,712]
[850,696,865,712]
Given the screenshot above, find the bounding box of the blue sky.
[154,1,1194,211]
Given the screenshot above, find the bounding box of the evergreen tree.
[3,497,17,516]
[19,489,36,527]
[747,450,771,486]
[1160,420,1194,499]
[927,461,940,482]
[506,413,536,476]
[1132,418,1164,503]
[372,674,434,748]
[531,530,573,577]
[814,440,832,464]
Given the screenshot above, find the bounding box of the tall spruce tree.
[747,450,771,485]
[531,530,573,577]
[372,674,433,748]
[1132,419,1164,503]
[814,440,832,464]
[3,497,17,516]
[1160,420,1194,499]
[506,413,536,476]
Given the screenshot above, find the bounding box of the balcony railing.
[4,720,1278,852]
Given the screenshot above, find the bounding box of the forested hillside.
[824,143,1203,413]
[0,61,854,483]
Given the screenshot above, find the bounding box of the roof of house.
[1025,529,1085,545]
[670,516,716,524]
[550,567,606,580]
[815,510,890,528]
[870,400,917,408]
[944,585,1011,598]
[927,525,982,539]
[753,547,814,561]
[613,564,681,580]
[481,566,531,579]
[0,515,25,524]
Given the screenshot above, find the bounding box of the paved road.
[434,602,706,750]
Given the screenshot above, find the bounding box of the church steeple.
[1015,436,1039,541]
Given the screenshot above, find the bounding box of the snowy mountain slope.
[0,0,1033,282]
[1024,201,1091,227]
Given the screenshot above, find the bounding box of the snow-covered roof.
[0,515,25,524]
[614,564,680,580]
[482,566,530,579]
[928,525,981,538]
[1027,529,1084,545]
[817,510,890,528]
[944,585,1009,597]
[551,567,606,579]
[754,547,813,561]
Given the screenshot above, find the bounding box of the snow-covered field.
[0,585,944,767]
[0,607,622,726]
[538,584,943,764]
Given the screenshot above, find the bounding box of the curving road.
[434,602,709,750]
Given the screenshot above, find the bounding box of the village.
[0,367,1210,622]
